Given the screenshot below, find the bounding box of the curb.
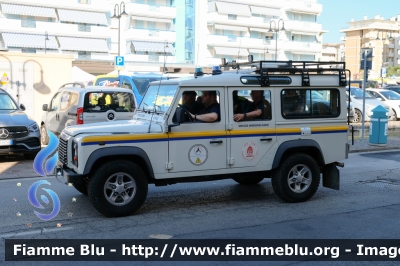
[349,147,400,153]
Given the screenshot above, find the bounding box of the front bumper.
[0,136,41,155]
[55,165,84,184]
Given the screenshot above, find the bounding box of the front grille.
[0,126,29,140]
[58,137,68,165]
[15,137,40,147]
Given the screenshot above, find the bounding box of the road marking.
[1,226,74,238]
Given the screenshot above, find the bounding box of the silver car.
[0,88,41,159]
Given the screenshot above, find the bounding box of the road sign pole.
[361,50,367,144]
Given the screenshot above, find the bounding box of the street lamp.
[163,40,169,73]
[112,1,128,75]
[44,31,49,54]
[268,19,285,61]
[263,46,269,60]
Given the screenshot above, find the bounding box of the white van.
[41,83,136,145]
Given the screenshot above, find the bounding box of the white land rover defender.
[57,60,351,217]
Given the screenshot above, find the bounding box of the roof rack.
[59,82,85,89]
[220,60,348,87]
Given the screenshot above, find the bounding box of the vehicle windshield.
[132,77,163,96]
[138,85,178,113]
[348,87,372,99]
[380,90,400,100]
[95,77,120,87]
[0,93,18,110]
[84,92,135,112]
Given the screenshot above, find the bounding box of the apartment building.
[319,43,344,62]
[341,15,400,80]
[1,0,326,74]
[203,0,324,66]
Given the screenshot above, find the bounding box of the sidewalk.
[1,136,400,180]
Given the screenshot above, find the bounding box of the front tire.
[391,109,397,121]
[41,125,49,145]
[352,109,362,123]
[88,160,148,217]
[272,153,320,203]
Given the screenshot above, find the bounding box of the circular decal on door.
[106,110,116,121]
[188,144,208,166]
[242,142,258,161]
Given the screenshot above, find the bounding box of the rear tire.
[352,109,362,123]
[272,153,320,203]
[233,176,264,185]
[41,125,49,145]
[391,109,397,121]
[88,160,148,217]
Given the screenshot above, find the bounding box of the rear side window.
[84,92,135,112]
[281,89,340,119]
[60,92,79,111]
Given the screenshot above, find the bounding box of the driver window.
[49,92,62,111]
[174,90,220,123]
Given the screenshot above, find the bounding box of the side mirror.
[42,104,48,111]
[20,104,26,111]
[376,97,383,101]
[175,107,185,124]
[168,107,184,132]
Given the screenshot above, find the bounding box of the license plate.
[0,140,11,146]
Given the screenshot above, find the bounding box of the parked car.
[0,88,40,159]
[367,89,400,120]
[386,85,400,95]
[346,87,394,123]
[40,83,136,145]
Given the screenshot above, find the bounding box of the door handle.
[210,140,223,144]
[260,138,273,142]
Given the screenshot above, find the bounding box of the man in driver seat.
[181,91,204,121]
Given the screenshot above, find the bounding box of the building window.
[148,54,159,61]
[78,0,91,4]
[78,51,91,59]
[228,14,237,20]
[22,48,36,53]
[21,19,36,28]
[78,24,91,32]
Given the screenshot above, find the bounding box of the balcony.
[125,28,176,43]
[0,18,110,38]
[124,53,176,63]
[284,41,321,53]
[389,43,395,49]
[285,1,322,15]
[125,3,176,20]
[207,35,279,50]
[215,0,283,8]
[208,12,276,28]
[285,20,322,34]
[388,52,395,58]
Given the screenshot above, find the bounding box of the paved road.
[1,150,400,266]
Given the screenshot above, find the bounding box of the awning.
[291,31,317,36]
[57,9,108,25]
[291,51,318,55]
[250,27,272,33]
[214,46,249,56]
[250,6,280,16]
[131,16,172,24]
[131,41,174,53]
[0,3,56,18]
[58,37,109,52]
[215,24,248,32]
[1,32,58,49]
[215,1,251,16]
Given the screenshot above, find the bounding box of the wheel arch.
[83,147,155,181]
[272,139,325,169]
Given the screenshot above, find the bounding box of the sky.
[318,0,400,43]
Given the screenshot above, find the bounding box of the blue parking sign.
[115,56,124,70]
